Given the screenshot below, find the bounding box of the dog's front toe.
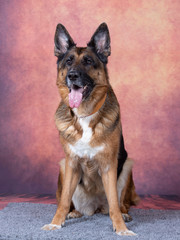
[41,224,62,230]
[116,230,137,236]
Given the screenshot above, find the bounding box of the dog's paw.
[116,230,137,236]
[122,213,132,222]
[67,210,82,219]
[41,224,62,231]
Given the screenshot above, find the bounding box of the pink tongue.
[69,88,83,108]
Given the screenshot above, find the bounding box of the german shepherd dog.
[42,23,139,236]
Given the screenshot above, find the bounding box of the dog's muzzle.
[66,70,85,108]
[66,70,94,109]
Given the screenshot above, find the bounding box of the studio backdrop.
[0,0,179,195]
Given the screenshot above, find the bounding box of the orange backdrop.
[0,0,179,195]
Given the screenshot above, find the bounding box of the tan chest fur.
[68,113,104,159]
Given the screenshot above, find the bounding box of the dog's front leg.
[42,157,80,230]
[101,165,136,236]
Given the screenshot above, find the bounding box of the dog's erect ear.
[54,24,75,57]
[87,23,111,63]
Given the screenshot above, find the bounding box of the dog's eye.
[66,57,73,66]
[83,57,93,66]
[66,59,72,66]
[86,59,92,64]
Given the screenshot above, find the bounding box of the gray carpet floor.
[0,202,179,240]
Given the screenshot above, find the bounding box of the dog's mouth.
[68,84,88,108]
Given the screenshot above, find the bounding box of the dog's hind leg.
[117,158,140,222]
[121,172,140,211]
[119,177,133,222]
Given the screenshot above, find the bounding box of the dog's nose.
[68,71,80,81]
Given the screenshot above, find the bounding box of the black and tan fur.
[42,23,139,236]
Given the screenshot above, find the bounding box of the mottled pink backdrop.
[0,0,179,195]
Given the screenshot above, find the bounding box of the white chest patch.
[69,115,104,159]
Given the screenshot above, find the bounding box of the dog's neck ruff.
[73,93,107,118]
[90,93,107,116]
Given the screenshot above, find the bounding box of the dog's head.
[54,23,111,116]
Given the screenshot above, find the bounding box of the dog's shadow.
[65,213,107,227]
[64,209,177,228]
